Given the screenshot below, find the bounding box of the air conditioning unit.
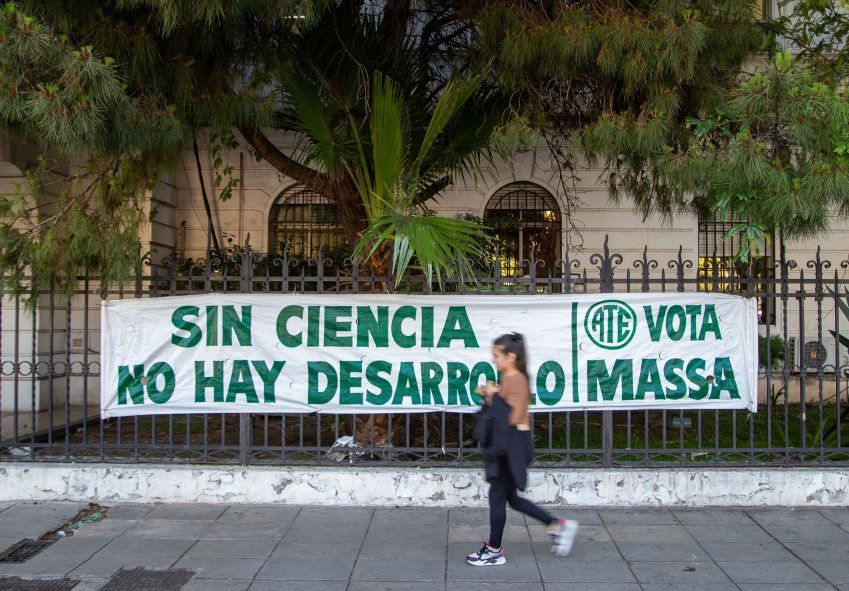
[787,336,841,371]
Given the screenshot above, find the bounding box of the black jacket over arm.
[474,395,533,491]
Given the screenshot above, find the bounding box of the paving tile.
[184,538,279,559]
[173,557,265,579]
[543,585,640,591]
[446,542,540,582]
[71,519,137,538]
[537,558,636,583]
[358,538,447,560]
[372,508,448,525]
[538,508,602,525]
[36,535,113,558]
[101,504,155,520]
[737,585,836,591]
[255,553,355,580]
[202,522,289,540]
[0,537,22,552]
[762,523,849,542]
[120,519,212,539]
[746,509,835,527]
[97,536,195,557]
[671,509,754,525]
[217,505,301,523]
[182,579,252,591]
[684,524,774,543]
[449,524,528,542]
[248,582,347,591]
[699,541,795,562]
[449,508,524,527]
[145,503,227,521]
[616,541,710,562]
[606,525,692,544]
[808,560,849,583]
[640,584,738,591]
[531,539,622,562]
[599,509,679,525]
[629,561,732,584]
[293,506,374,523]
[0,518,71,539]
[447,584,543,591]
[785,541,849,562]
[0,552,89,577]
[351,556,445,581]
[349,583,446,591]
[717,561,824,584]
[0,502,17,514]
[817,508,849,527]
[68,554,177,577]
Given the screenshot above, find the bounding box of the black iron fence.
[1,235,848,468]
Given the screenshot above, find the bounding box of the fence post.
[593,236,623,468]
[238,235,254,465]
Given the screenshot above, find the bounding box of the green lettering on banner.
[222,306,252,346]
[421,307,435,348]
[307,306,320,347]
[206,305,218,346]
[393,361,421,405]
[663,358,688,400]
[665,305,686,341]
[587,359,633,402]
[392,306,417,348]
[536,361,565,406]
[117,364,145,405]
[686,305,701,340]
[687,358,709,399]
[421,361,445,405]
[635,359,665,400]
[325,306,353,347]
[710,357,740,399]
[227,360,258,403]
[251,360,285,403]
[357,306,389,347]
[438,307,478,348]
[340,360,363,404]
[308,361,337,404]
[645,305,666,342]
[171,306,202,348]
[469,362,496,405]
[699,305,722,340]
[276,306,303,347]
[146,362,175,404]
[447,362,471,405]
[195,360,224,402]
[572,303,579,402]
[365,360,392,405]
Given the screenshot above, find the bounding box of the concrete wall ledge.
[1,463,847,507]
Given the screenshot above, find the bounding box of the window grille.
[269,187,343,257]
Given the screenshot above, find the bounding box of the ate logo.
[585,300,637,350]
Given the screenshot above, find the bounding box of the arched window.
[484,182,562,277]
[268,186,343,256]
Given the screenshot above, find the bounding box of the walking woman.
[467,332,579,566]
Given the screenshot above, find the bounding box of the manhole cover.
[0,578,79,591]
[0,541,55,563]
[100,568,194,591]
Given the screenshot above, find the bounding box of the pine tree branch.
[237,124,333,195]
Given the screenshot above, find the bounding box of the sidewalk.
[0,501,848,590]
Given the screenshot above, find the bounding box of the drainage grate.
[100,568,194,591]
[0,578,79,591]
[0,541,55,564]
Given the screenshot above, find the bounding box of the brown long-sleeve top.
[497,372,530,428]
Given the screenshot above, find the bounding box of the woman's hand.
[475,381,499,404]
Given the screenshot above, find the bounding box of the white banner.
[100,293,758,418]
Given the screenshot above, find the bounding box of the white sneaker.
[466,542,506,566]
[549,519,579,557]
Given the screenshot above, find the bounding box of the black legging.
[488,455,554,548]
